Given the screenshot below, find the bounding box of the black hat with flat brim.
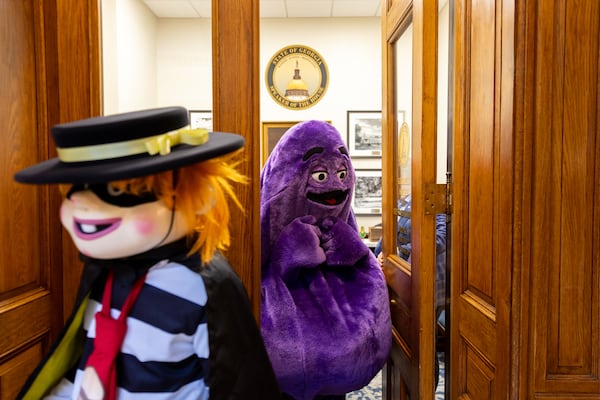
[14,106,245,184]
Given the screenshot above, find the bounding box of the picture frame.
[261,120,332,165]
[189,110,212,130]
[347,110,382,157]
[261,121,301,165]
[353,169,382,215]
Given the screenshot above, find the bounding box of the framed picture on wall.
[353,169,382,214]
[189,110,213,130]
[261,121,300,165]
[261,120,332,165]
[347,110,382,157]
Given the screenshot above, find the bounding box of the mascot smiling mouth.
[74,217,122,240]
[307,190,348,206]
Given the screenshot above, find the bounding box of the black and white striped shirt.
[21,245,281,400]
[46,260,211,399]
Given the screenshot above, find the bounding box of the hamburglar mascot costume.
[14,106,281,400]
[260,120,392,399]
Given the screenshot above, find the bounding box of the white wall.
[102,4,385,229]
[101,0,118,113]
[259,17,383,229]
[259,18,381,130]
[156,19,213,109]
[102,0,157,114]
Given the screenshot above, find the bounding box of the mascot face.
[60,183,188,259]
[260,120,356,262]
[304,145,352,210]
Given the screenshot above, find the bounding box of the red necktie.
[79,270,146,400]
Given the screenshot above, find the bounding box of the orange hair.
[60,150,247,263]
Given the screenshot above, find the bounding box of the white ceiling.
[142,0,382,18]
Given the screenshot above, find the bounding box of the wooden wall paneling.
[212,0,261,316]
[0,1,57,395]
[496,0,515,397]
[512,0,532,397]
[523,0,600,397]
[55,0,102,121]
[54,0,102,321]
[0,0,101,394]
[451,0,514,397]
[1,1,42,293]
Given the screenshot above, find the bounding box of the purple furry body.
[260,120,392,400]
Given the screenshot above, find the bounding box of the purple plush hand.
[319,216,370,266]
[271,216,326,282]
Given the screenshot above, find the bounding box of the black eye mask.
[66,184,158,208]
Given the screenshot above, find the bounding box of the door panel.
[0,0,100,396]
[452,0,600,397]
[0,2,59,394]
[451,0,514,397]
[518,0,600,397]
[382,0,440,398]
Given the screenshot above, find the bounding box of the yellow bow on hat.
[56,128,209,163]
[145,128,209,156]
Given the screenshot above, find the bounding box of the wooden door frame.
[54,0,103,321]
[382,0,439,398]
[212,0,262,317]
[413,2,440,395]
[40,0,103,327]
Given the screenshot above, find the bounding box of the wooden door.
[0,0,101,398]
[513,1,600,398]
[437,0,600,397]
[381,0,441,398]
[450,0,515,397]
[0,5,56,397]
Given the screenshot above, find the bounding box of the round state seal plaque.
[265,44,329,110]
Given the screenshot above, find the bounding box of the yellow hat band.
[56,128,209,163]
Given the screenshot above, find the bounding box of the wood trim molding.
[212,0,261,317]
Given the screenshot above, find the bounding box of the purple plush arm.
[271,216,326,282]
[271,216,371,282]
[319,217,370,266]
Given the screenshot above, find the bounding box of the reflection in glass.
[393,24,413,261]
[396,194,412,260]
[436,1,451,398]
[391,2,451,395]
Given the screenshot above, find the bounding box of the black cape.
[17,240,282,400]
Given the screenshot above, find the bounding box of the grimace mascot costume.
[260,120,392,399]
[14,107,281,399]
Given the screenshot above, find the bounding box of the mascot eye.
[107,184,125,197]
[337,169,347,180]
[311,171,329,182]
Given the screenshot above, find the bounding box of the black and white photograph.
[353,169,382,214]
[347,111,382,157]
[189,110,212,130]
